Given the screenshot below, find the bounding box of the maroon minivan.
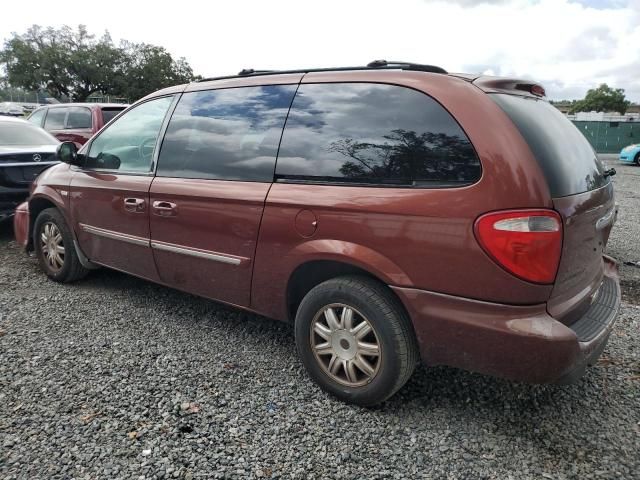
[14,62,620,405]
[27,103,128,149]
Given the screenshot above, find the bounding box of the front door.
[149,84,298,307]
[70,95,175,281]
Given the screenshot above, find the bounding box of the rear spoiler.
[472,76,546,98]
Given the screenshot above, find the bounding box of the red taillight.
[474,210,563,284]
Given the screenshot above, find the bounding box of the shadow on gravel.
[77,265,618,420]
[0,220,14,240]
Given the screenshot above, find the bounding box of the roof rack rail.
[238,68,276,76]
[366,59,447,74]
[196,60,447,83]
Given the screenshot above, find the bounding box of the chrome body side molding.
[78,223,150,247]
[150,240,243,265]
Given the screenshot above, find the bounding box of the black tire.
[33,208,89,283]
[635,152,640,166]
[294,275,419,406]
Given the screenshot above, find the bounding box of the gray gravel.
[1,157,639,479]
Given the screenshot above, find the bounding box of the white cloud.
[1,0,638,101]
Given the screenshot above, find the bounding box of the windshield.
[490,94,608,197]
[0,122,59,146]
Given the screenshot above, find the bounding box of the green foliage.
[0,25,197,102]
[568,83,631,115]
[115,41,195,102]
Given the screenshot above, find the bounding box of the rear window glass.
[491,94,608,197]
[276,83,481,187]
[0,122,58,145]
[102,107,125,125]
[66,107,92,129]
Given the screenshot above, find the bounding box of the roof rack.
[366,59,447,74]
[196,60,447,83]
[237,68,277,76]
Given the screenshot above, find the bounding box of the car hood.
[0,144,59,155]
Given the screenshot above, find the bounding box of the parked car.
[27,103,128,148]
[0,102,26,117]
[619,143,640,165]
[13,61,620,405]
[0,116,59,221]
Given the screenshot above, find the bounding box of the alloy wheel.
[310,303,382,387]
[40,222,65,272]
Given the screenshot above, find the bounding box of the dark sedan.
[0,116,59,221]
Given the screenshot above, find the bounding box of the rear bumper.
[392,255,620,384]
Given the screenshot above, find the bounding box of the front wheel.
[635,152,640,166]
[33,208,89,282]
[295,276,419,406]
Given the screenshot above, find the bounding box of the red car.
[27,103,128,148]
[14,62,620,405]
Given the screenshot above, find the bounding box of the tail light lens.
[474,210,563,284]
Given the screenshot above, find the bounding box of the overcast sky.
[2,0,639,102]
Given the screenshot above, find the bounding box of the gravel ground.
[1,157,639,479]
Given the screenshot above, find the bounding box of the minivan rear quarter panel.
[251,71,555,322]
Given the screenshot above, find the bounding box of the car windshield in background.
[490,94,608,197]
[101,108,126,124]
[0,123,58,145]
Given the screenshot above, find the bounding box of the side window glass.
[66,107,92,129]
[276,83,481,186]
[28,109,46,126]
[44,108,66,130]
[156,85,297,181]
[87,96,173,172]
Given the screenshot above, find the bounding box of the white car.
[0,116,60,220]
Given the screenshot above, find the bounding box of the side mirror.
[56,141,82,166]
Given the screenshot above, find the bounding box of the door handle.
[124,197,145,213]
[152,200,177,217]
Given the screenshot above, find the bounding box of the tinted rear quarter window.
[102,107,126,125]
[276,83,480,186]
[490,94,608,197]
[157,85,297,181]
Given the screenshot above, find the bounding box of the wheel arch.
[285,259,413,326]
[27,195,62,251]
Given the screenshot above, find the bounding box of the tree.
[0,25,123,102]
[0,25,198,102]
[568,83,631,115]
[115,42,196,101]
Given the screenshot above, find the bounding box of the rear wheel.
[33,208,89,282]
[294,276,419,406]
[635,152,640,166]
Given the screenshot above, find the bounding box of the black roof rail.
[366,59,447,74]
[237,68,277,76]
[196,61,447,83]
